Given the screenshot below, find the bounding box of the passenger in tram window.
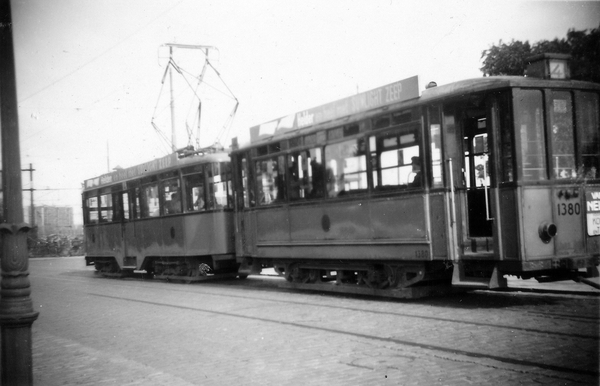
[195,193,205,211]
[288,158,302,200]
[166,192,181,214]
[310,159,325,198]
[326,167,338,197]
[409,156,422,187]
[475,163,489,187]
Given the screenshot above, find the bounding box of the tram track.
[87,290,599,383]
[48,268,600,341]
[30,261,600,385]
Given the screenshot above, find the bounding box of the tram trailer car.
[230,54,600,298]
[82,149,240,282]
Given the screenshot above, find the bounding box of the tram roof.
[83,150,230,192]
[234,75,600,150]
[420,75,600,102]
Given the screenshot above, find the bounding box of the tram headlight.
[538,222,558,244]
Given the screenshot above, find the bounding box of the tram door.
[443,100,495,256]
[463,117,493,240]
[117,190,133,267]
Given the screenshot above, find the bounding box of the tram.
[230,53,600,297]
[82,147,239,281]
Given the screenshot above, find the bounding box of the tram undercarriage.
[239,258,455,298]
[92,255,240,283]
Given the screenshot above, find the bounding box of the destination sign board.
[84,153,177,190]
[587,189,600,236]
[249,76,420,143]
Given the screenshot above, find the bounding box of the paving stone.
[16,257,599,386]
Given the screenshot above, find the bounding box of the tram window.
[184,172,206,212]
[86,196,99,224]
[111,192,121,221]
[255,156,286,205]
[141,184,160,218]
[132,188,141,219]
[122,192,130,220]
[515,90,547,181]
[343,124,359,137]
[392,110,412,125]
[207,163,232,209]
[326,138,367,197]
[549,91,576,179]
[288,147,324,200]
[240,156,255,208]
[220,163,232,208]
[371,127,421,190]
[575,92,600,179]
[468,134,490,188]
[163,178,182,215]
[99,194,113,223]
[497,92,514,183]
[430,123,443,188]
[373,115,390,129]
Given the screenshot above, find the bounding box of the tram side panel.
[160,215,186,255]
[520,187,555,259]
[85,224,122,259]
[498,187,519,260]
[428,193,449,259]
[133,219,164,260]
[121,212,235,270]
[181,211,235,257]
[251,193,430,261]
[255,206,289,250]
[551,186,585,257]
[518,186,596,268]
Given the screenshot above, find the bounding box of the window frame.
[369,121,423,192]
[514,88,548,182]
[139,177,160,219]
[574,90,600,180]
[547,90,576,180]
[84,192,99,225]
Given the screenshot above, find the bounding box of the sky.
[4,0,600,225]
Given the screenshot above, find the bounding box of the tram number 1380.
[557,203,581,216]
[415,250,430,259]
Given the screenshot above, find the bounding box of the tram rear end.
[446,54,600,288]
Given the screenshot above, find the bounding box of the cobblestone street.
[26,257,600,385]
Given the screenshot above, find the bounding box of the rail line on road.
[86,286,598,384]
[35,268,600,342]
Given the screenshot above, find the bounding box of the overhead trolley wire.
[18,1,184,105]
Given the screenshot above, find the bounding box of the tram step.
[451,263,507,289]
[153,272,238,282]
[451,277,490,289]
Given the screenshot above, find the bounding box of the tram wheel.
[307,269,321,283]
[359,267,390,289]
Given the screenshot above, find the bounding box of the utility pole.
[0,165,37,227]
[0,1,39,385]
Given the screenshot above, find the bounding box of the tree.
[480,24,600,83]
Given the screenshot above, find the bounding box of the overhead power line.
[18,1,184,104]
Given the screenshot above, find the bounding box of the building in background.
[24,205,81,238]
